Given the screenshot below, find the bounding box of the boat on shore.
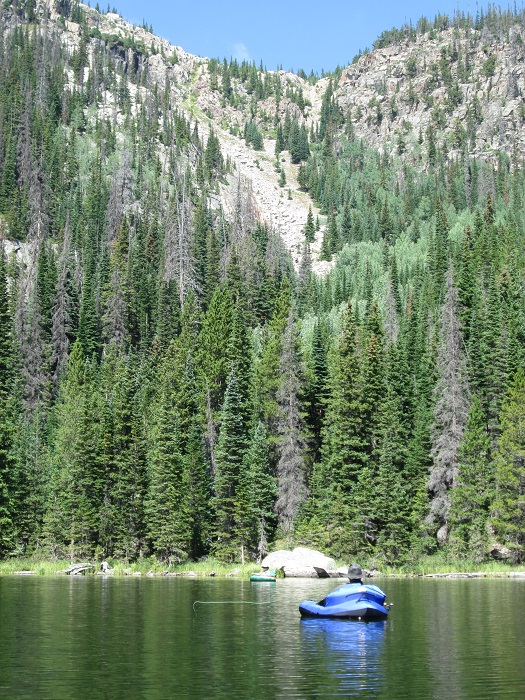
[299,581,390,620]
[250,570,276,582]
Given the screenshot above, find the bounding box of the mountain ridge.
[4,1,525,271]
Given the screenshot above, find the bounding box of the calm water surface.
[1,576,525,699]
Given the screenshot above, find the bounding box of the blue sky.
[106,0,479,73]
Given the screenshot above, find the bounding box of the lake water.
[1,575,525,698]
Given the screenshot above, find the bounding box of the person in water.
[348,563,363,583]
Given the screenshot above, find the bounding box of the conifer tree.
[43,342,103,559]
[253,278,291,430]
[297,242,313,314]
[0,248,16,554]
[145,353,192,563]
[213,369,250,560]
[303,207,315,243]
[100,350,147,559]
[221,59,232,100]
[491,369,525,563]
[361,303,385,460]
[78,275,101,359]
[448,395,493,559]
[184,418,212,558]
[241,421,275,560]
[275,124,285,155]
[310,303,365,523]
[304,321,328,464]
[197,286,234,414]
[368,344,412,561]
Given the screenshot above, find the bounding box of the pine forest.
[0,0,525,569]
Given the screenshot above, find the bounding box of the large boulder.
[261,547,340,578]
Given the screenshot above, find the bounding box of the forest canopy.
[0,0,524,567]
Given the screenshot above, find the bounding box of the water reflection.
[300,618,386,697]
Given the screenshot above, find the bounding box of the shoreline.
[2,557,525,579]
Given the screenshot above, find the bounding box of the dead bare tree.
[51,218,74,388]
[428,263,470,542]
[166,157,199,306]
[383,278,399,345]
[102,265,128,349]
[275,308,308,535]
[106,150,136,244]
[15,244,47,410]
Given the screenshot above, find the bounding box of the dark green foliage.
[275,124,285,155]
[448,396,493,560]
[43,342,104,559]
[204,128,224,178]
[275,308,307,534]
[308,304,365,536]
[287,118,310,164]
[221,59,232,100]
[145,349,192,563]
[0,248,16,554]
[491,369,525,563]
[212,369,250,560]
[303,206,315,242]
[77,276,101,359]
[244,121,263,151]
[304,321,328,464]
[240,421,276,560]
[98,349,147,560]
[481,55,496,77]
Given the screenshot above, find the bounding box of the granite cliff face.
[335,22,525,162]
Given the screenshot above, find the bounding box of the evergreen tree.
[78,275,101,359]
[145,351,192,563]
[100,350,147,559]
[240,421,276,560]
[221,59,232,99]
[310,303,365,534]
[304,320,328,464]
[0,251,15,553]
[368,344,412,562]
[213,369,250,560]
[303,207,315,243]
[275,124,285,155]
[449,395,493,560]
[491,369,525,563]
[43,342,103,559]
[184,418,212,558]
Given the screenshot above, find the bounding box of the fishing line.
[193,600,273,614]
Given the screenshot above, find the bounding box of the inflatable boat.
[299,581,389,620]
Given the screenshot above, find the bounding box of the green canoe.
[250,571,276,582]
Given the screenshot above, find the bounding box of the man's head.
[348,563,363,581]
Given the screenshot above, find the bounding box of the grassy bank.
[1,554,524,578]
[0,557,265,577]
[371,555,525,576]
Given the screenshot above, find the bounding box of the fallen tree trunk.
[63,563,94,576]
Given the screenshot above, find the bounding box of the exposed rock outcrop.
[261,547,339,578]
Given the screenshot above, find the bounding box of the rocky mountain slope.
[28,0,329,271]
[337,18,525,161]
[5,2,525,271]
